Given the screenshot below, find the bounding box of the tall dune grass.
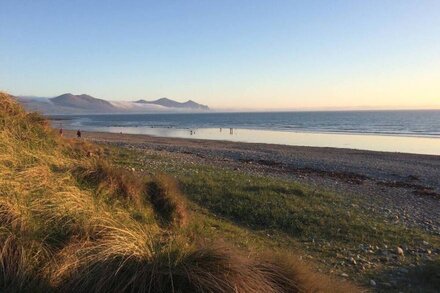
[73,159,146,206]
[0,233,52,292]
[147,174,189,228]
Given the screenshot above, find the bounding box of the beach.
[65,130,440,235]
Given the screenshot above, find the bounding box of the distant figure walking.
[230,128,233,135]
[76,129,82,139]
[59,128,63,136]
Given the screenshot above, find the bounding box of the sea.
[51,110,440,155]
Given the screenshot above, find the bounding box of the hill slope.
[17,94,210,114]
[50,93,117,111]
[0,91,360,292]
[136,97,209,110]
[16,94,118,114]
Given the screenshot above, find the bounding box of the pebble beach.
[65,129,440,236]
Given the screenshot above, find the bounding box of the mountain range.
[16,93,210,114]
[135,98,209,110]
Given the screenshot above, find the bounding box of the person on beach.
[77,130,82,139]
[59,128,63,136]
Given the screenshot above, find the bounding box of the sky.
[1,0,440,110]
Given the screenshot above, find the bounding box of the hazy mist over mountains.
[16,93,210,114]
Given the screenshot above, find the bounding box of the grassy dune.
[0,92,362,292]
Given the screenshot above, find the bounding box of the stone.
[396,246,404,256]
[341,273,349,278]
[369,279,376,286]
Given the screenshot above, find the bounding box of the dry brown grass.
[53,235,274,293]
[0,92,23,117]
[73,159,146,206]
[62,138,104,159]
[0,233,52,292]
[51,235,362,293]
[147,174,189,228]
[0,197,31,233]
[256,252,362,293]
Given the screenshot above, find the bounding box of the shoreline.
[60,126,440,156]
[52,118,440,139]
[64,129,440,158]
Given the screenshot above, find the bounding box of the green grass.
[181,167,432,245]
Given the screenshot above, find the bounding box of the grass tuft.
[73,159,145,206]
[0,233,52,292]
[256,252,361,293]
[54,236,357,293]
[147,174,189,228]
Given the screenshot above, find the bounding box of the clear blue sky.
[1,0,439,109]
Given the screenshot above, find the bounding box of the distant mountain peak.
[50,93,117,111]
[135,97,209,110]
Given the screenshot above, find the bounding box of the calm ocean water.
[52,110,440,155]
[55,110,440,137]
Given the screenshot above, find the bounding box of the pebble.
[382,282,392,288]
[398,268,409,274]
[369,279,376,286]
[396,246,404,256]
